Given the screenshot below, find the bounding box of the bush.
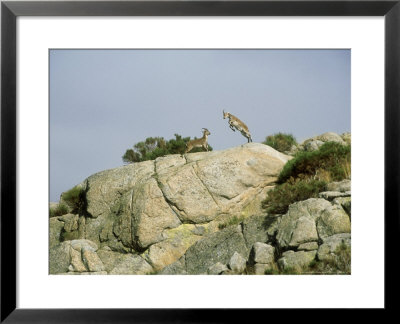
[123,133,213,163]
[62,186,85,214]
[262,179,326,214]
[278,141,351,183]
[49,203,68,218]
[263,133,297,153]
[262,141,350,215]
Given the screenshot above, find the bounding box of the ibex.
[184,128,211,153]
[223,110,253,143]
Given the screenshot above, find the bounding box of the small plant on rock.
[49,203,69,218]
[263,132,297,153]
[218,215,245,230]
[62,186,86,214]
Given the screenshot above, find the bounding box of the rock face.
[207,262,229,275]
[50,140,351,275]
[180,225,249,275]
[276,198,351,249]
[250,242,275,264]
[278,250,317,272]
[317,233,351,261]
[49,239,106,274]
[80,143,290,255]
[326,180,351,192]
[49,217,64,247]
[276,199,329,249]
[50,143,292,274]
[228,252,247,274]
[248,242,276,274]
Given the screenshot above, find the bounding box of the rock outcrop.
[50,143,292,274]
[288,132,350,154]
[163,189,351,275]
[50,134,351,275]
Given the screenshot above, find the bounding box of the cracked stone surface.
[50,134,352,275]
[207,262,229,275]
[276,198,331,249]
[318,233,351,261]
[249,242,275,264]
[156,144,290,224]
[276,198,350,249]
[51,143,293,274]
[278,250,317,271]
[176,225,249,274]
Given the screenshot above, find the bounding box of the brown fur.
[223,110,252,143]
[184,128,211,153]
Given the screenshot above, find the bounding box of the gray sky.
[50,49,350,202]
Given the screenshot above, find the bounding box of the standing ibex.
[184,128,211,153]
[223,110,252,143]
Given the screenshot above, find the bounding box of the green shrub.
[62,186,85,214]
[263,133,297,153]
[278,141,351,183]
[262,179,326,214]
[49,203,68,218]
[122,149,141,164]
[123,133,213,163]
[262,141,350,215]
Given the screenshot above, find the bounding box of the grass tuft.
[218,215,245,230]
[49,203,69,218]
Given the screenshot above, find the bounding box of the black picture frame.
[1,0,398,322]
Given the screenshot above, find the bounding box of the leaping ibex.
[223,110,253,143]
[184,128,211,153]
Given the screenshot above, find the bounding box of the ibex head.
[223,110,229,119]
[202,128,211,135]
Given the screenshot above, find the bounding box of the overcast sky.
[50,49,350,202]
